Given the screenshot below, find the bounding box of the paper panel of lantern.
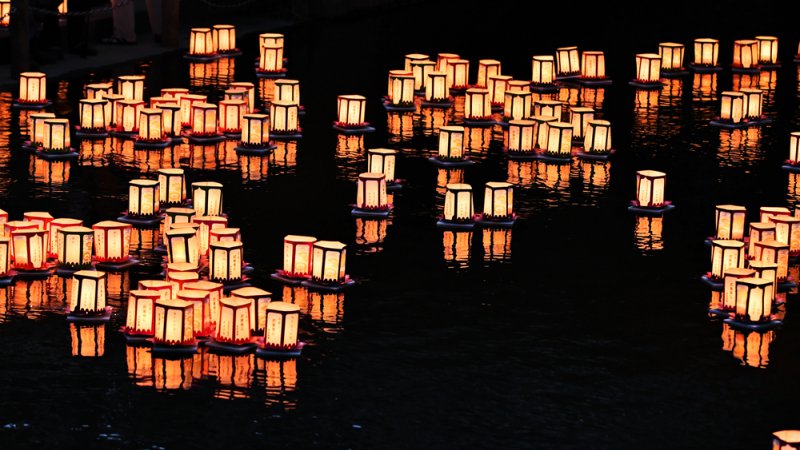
[193,215,228,256]
[424,72,450,103]
[219,100,246,134]
[755,36,778,65]
[28,113,55,146]
[533,115,557,150]
[239,114,271,149]
[258,34,285,73]
[476,59,501,88]
[355,173,389,212]
[659,43,686,72]
[544,122,573,157]
[0,238,9,278]
[190,103,220,137]
[149,96,177,108]
[444,184,474,223]
[311,241,348,284]
[531,55,555,86]
[503,90,532,121]
[733,40,759,70]
[367,148,398,183]
[749,261,779,297]
[154,299,196,346]
[789,132,800,166]
[165,227,200,268]
[216,297,252,344]
[163,207,195,242]
[404,53,429,71]
[192,181,223,216]
[69,270,107,316]
[410,60,436,91]
[125,290,159,337]
[773,430,800,449]
[17,72,48,105]
[693,38,719,67]
[11,229,48,270]
[534,100,562,119]
[437,126,466,160]
[117,75,145,101]
[632,53,662,85]
[23,211,53,232]
[482,182,514,220]
[569,107,594,140]
[634,170,668,208]
[506,120,535,154]
[733,277,774,323]
[336,95,367,128]
[92,221,132,262]
[508,80,530,93]
[581,51,606,79]
[57,226,93,268]
[760,207,791,223]
[278,235,316,279]
[209,228,241,245]
[274,79,300,106]
[715,205,746,240]
[209,241,244,283]
[176,290,213,337]
[464,88,491,121]
[85,82,112,100]
[583,120,612,154]
[78,99,110,133]
[270,101,300,135]
[140,279,173,303]
[157,168,186,205]
[213,24,237,54]
[710,240,746,280]
[134,108,165,144]
[722,268,755,311]
[436,53,459,72]
[739,88,763,119]
[49,218,82,258]
[42,119,71,153]
[229,286,271,333]
[488,75,512,106]
[189,28,216,57]
[115,100,144,133]
[446,59,469,90]
[748,222,776,256]
[126,179,160,217]
[753,239,789,281]
[556,46,580,77]
[103,94,125,127]
[263,302,301,352]
[772,215,800,255]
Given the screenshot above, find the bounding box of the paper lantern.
[238,114,271,148]
[258,33,285,73]
[209,241,243,282]
[634,53,661,83]
[503,90,532,122]
[23,211,53,232]
[446,59,470,90]
[355,173,389,211]
[189,28,215,57]
[0,0,10,27]
[183,280,223,326]
[85,82,112,100]
[755,36,778,65]
[438,126,466,160]
[410,60,436,91]
[425,72,450,103]
[216,100,244,134]
[127,179,160,217]
[583,120,612,153]
[753,239,789,280]
[274,79,300,106]
[487,75,512,106]
[789,132,800,164]
[230,286,271,333]
[740,88,763,119]
[69,270,107,315]
[167,271,200,295]
[11,229,47,270]
[165,227,200,267]
[534,100,562,119]
[161,87,188,100]
[443,184,474,222]
[136,108,165,142]
[733,277,774,323]
[659,43,685,71]
[544,122,573,157]
[28,113,55,146]
[149,96,176,108]
[733,40,759,69]
[718,91,744,124]
[210,228,241,245]
[229,82,256,111]
[176,290,213,337]
[190,103,219,137]
[311,241,348,284]
[49,218,82,259]
[125,290,159,337]
[17,72,48,104]
[42,119,71,152]
[117,75,145,101]
[773,430,800,449]
[279,235,316,279]
[216,297,252,344]
[405,53,429,71]
[748,222,776,256]
[212,24,237,54]
[710,240,746,279]
[749,261,779,298]
[476,59,501,88]
[270,101,300,135]
[367,148,397,183]
[139,279,173,303]
[263,302,300,351]
[157,168,185,206]
[715,205,746,240]
[760,207,791,223]
[581,51,606,79]
[0,238,9,277]
[436,53,460,72]
[192,181,223,216]
[772,215,800,254]
[56,226,93,268]
[92,221,132,263]
[4,221,38,244]
[694,38,719,67]
[336,95,367,128]
[389,72,415,106]
[506,120,535,154]
[531,55,555,86]
[193,215,227,256]
[0,210,6,233]
[465,88,491,121]
[508,80,530,93]
[482,182,514,220]
[103,94,125,127]
[533,115,558,149]
[556,46,580,76]
[115,100,144,133]
[635,170,668,208]
[78,99,110,133]
[179,94,206,127]
[722,268,756,311]
[154,299,196,346]
[163,207,195,242]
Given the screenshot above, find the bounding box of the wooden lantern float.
[165,227,200,269]
[230,81,256,112]
[271,235,316,284]
[187,102,224,143]
[49,217,82,258]
[11,229,50,276]
[445,58,470,92]
[118,179,161,226]
[629,170,675,214]
[0,237,12,286]
[67,270,110,321]
[754,36,779,68]
[134,108,171,148]
[384,71,416,111]
[422,71,451,107]
[367,148,400,189]
[556,46,581,79]
[429,125,473,167]
[410,59,436,93]
[179,94,206,127]
[531,55,558,92]
[301,240,354,291]
[24,113,55,149]
[191,181,223,217]
[774,431,800,449]
[257,33,286,77]
[659,42,688,77]
[122,290,160,340]
[92,221,136,270]
[269,101,301,139]
[437,183,476,230]
[502,90,532,123]
[218,99,246,136]
[578,51,611,85]
[185,28,217,61]
[487,75,512,108]
[85,82,113,100]
[212,24,239,56]
[732,39,760,73]
[229,286,272,334]
[55,226,93,274]
[39,118,77,160]
[629,54,663,89]
[117,75,145,101]
[208,297,255,353]
[76,98,110,137]
[577,119,614,160]
[477,182,516,227]
[753,239,790,284]
[352,172,391,218]
[782,132,800,171]
[748,222,776,256]
[113,99,144,137]
[152,299,198,354]
[464,88,493,125]
[209,241,247,289]
[193,215,227,256]
[333,95,374,133]
[505,119,536,158]
[158,168,186,206]
[234,114,275,154]
[710,91,750,129]
[14,72,51,108]
[176,290,214,338]
[475,59,501,89]
[256,302,303,357]
[724,277,779,330]
[690,38,721,72]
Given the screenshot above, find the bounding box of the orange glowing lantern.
[209,241,244,283]
[260,302,301,355]
[85,82,112,100]
[411,60,436,92]
[354,172,390,216]
[153,299,196,348]
[716,91,745,124]
[424,72,450,104]
[139,279,173,303]
[103,94,125,127]
[209,228,241,245]
[5,221,37,241]
[755,36,779,65]
[164,207,195,241]
[659,42,686,73]
[308,241,349,286]
[218,99,246,134]
[78,99,110,135]
[49,218,82,258]
[631,53,662,87]
[41,119,71,153]
[238,114,271,150]
[179,94,206,127]
[189,102,220,139]
[732,39,760,70]
[68,270,107,317]
[229,81,256,111]
[23,211,53,232]
[56,226,93,269]
[441,183,475,226]
[709,240,746,280]
[230,286,271,333]
[721,268,756,312]
[270,101,300,136]
[436,53,460,72]
[115,100,144,134]
[135,108,167,145]
[124,290,159,338]
[580,51,607,80]
[446,59,470,90]
[11,229,48,270]
[184,280,223,328]
[693,38,720,69]
[715,205,747,240]
[192,181,223,217]
[772,215,800,255]
[434,125,467,163]
[633,170,671,210]
[788,132,800,166]
[476,59,501,88]
[125,179,160,218]
[506,119,535,156]
[739,88,763,119]
[481,182,514,223]
[193,215,227,256]
[215,297,253,344]
[117,75,145,101]
[531,55,556,90]
[387,72,415,108]
[27,113,55,147]
[161,87,188,100]
[753,239,789,281]
[582,120,612,155]
[0,1,10,27]
[149,96,176,108]
[503,90,532,122]
[16,72,49,106]
[533,115,558,150]
[274,79,300,106]
[405,53,429,71]
[749,261,779,296]
[748,222,776,256]
[0,237,10,280]
[760,207,791,223]
[188,28,216,58]
[212,24,237,54]
[273,235,315,283]
[335,95,369,130]
[570,107,595,141]
[773,430,800,449]
[488,75,512,106]
[92,221,132,263]
[176,290,213,337]
[464,88,491,121]
[508,80,531,93]
[167,270,199,296]
[733,277,774,324]
[534,100,562,119]
[544,122,573,158]
[258,33,285,75]
[556,46,581,78]
[158,168,186,206]
[165,227,200,268]
[367,148,398,184]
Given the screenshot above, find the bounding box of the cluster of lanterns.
[185,25,241,61]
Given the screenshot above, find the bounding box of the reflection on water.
[633,216,664,254]
[558,85,580,106]
[0,278,64,322]
[443,230,472,269]
[660,78,683,102]
[261,358,298,409]
[283,286,345,333]
[419,107,450,136]
[30,158,70,187]
[126,344,153,387]
[718,128,763,167]
[387,112,414,143]
[436,168,465,197]
[355,218,389,254]
[209,353,255,400]
[78,138,110,167]
[536,161,571,192]
[579,87,605,110]
[482,228,511,263]
[465,126,492,155]
[692,73,718,102]
[579,160,610,193]
[153,355,194,390]
[632,89,660,141]
[258,78,277,108]
[335,134,365,181]
[240,154,269,182]
[70,323,105,357]
[507,160,534,186]
[721,323,775,369]
[189,59,236,92]
[270,140,298,172]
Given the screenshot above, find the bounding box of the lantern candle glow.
[445,59,470,91]
[301,240,353,291]
[257,302,302,356]
[438,183,475,229]
[134,108,170,147]
[179,94,206,127]
[755,36,779,67]
[184,280,224,330]
[629,170,674,214]
[269,101,301,138]
[209,240,245,284]
[188,102,223,142]
[730,277,776,327]
[230,286,272,334]
[272,235,316,283]
[771,215,800,256]
[56,226,93,270]
[505,119,536,157]
[92,220,133,267]
[411,60,436,92]
[732,39,760,72]
[49,218,82,259]
[77,99,110,136]
[26,113,55,147]
[579,51,611,85]
[257,33,286,76]
[15,72,50,107]
[630,53,663,88]
[186,28,216,60]
[423,72,451,106]
[235,114,274,153]
[753,239,790,282]
[785,132,800,168]
[120,179,161,225]
[211,297,254,349]
[193,215,227,256]
[659,42,687,75]
[714,205,747,241]
[41,119,73,154]
[11,229,48,271]
[478,182,515,226]
[705,239,746,284]
[748,222,776,256]
[153,299,197,352]
[114,100,144,135]
[531,55,557,92]
[367,148,399,186]
[464,88,492,123]
[68,270,108,320]
[176,290,214,337]
[718,268,756,313]
[229,81,256,112]
[219,99,246,134]
[123,290,159,339]
[165,227,200,268]
[503,90,532,122]
[430,125,472,166]
[353,172,391,217]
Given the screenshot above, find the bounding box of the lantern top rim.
[557,45,578,50]
[210,240,243,250]
[176,290,210,300]
[43,118,69,124]
[93,220,131,229]
[479,59,501,65]
[230,81,255,87]
[157,168,184,175]
[271,100,297,107]
[437,52,459,58]
[182,94,207,100]
[570,107,595,113]
[30,112,56,118]
[446,183,472,192]
[773,430,800,443]
[734,39,758,45]
[243,113,269,120]
[130,289,161,298]
[505,89,531,97]
[749,221,776,230]
[755,239,789,249]
[60,225,93,233]
[219,99,247,106]
[169,223,200,231]
[213,24,235,29]
[12,228,47,237]
[636,169,666,178]
[315,240,347,251]
[140,279,172,288]
[118,74,145,80]
[770,215,800,224]
[165,207,196,215]
[549,122,573,129]
[284,235,316,243]
[20,71,46,77]
[274,79,299,85]
[338,94,367,101]
[749,260,778,269]
[368,148,398,155]
[659,42,684,48]
[716,204,746,212]
[184,280,223,291]
[168,272,200,282]
[532,115,558,123]
[532,55,554,61]
[190,27,212,32]
[210,227,240,236]
[486,181,513,189]
[168,262,199,272]
[587,119,611,126]
[358,172,386,181]
[73,270,106,279]
[130,179,160,187]
[509,119,536,126]
[52,218,83,226]
[488,74,513,81]
[739,88,763,94]
[737,277,772,287]
[166,227,199,237]
[712,239,745,248]
[192,181,223,188]
[695,38,719,43]
[80,98,108,105]
[193,215,227,223]
[723,268,755,277]
[155,298,193,309]
[411,60,435,66]
[535,100,563,106]
[231,286,271,298]
[220,296,251,308]
[24,211,53,219]
[267,301,299,313]
[118,99,145,106]
[440,125,465,133]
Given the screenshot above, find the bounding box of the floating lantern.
[179,94,206,127]
[4,221,37,241]
[464,88,492,123]
[115,100,144,135]
[405,53,429,71]
[149,96,176,108]
[41,119,72,154]
[15,72,49,107]
[446,59,470,90]
[157,168,186,206]
[773,431,800,449]
[534,100,562,119]
[139,279,173,303]
[708,240,746,282]
[488,75,512,106]
[218,99,246,135]
[209,241,244,283]
[410,60,436,92]
[117,75,145,101]
[569,107,595,141]
[274,79,300,106]
[229,81,256,111]
[235,114,273,153]
[187,28,216,60]
[0,237,10,284]
[334,95,372,132]
[161,87,188,100]
[272,235,316,284]
[165,227,200,268]
[715,205,747,240]
[188,102,222,141]
[630,53,662,88]
[749,222,776,256]
[92,221,132,264]
[710,91,746,128]
[193,215,227,256]
[163,207,196,242]
[436,53,460,72]
[56,226,93,270]
[23,211,53,233]
[531,55,556,91]
[543,122,573,159]
[533,115,558,150]
[123,179,160,222]
[720,268,756,312]
[303,241,352,290]
[269,101,301,137]
[258,302,302,356]
[124,290,159,338]
[212,24,238,54]
[476,59,501,88]
[506,119,536,156]
[11,229,48,271]
[85,82,113,100]
[755,36,779,66]
[257,33,285,76]
[556,46,581,78]
[367,148,398,185]
[213,297,253,347]
[772,215,800,255]
[68,270,108,319]
[102,94,125,128]
[167,271,200,296]
[49,218,82,259]
[353,172,390,217]
[424,72,450,105]
[209,228,241,245]
[431,125,470,166]
[184,280,223,328]
[479,182,515,226]
[786,132,800,169]
[630,170,674,213]
[739,88,763,120]
[176,290,213,337]
[692,38,720,71]
[581,119,613,157]
[439,183,475,228]
[659,43,686,74]
[731,277,775,326]
[386,72,415,110]
[748,261,778,299]
[153,299,197,351]
[732,40,760,71]
[580,51,609,84]
[134,108,168,147]
[27,113,55,147]
[77,99,110,136]
[0,0,10,27]
[761,207,791,223]
[191,181,223,217]
[753,239,790,281]
[230,286,271,334]
[503,90,532,122]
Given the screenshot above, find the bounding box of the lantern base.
[0,275,14,287]
[109,130,138,139]
[627,204,675,215]
[427,157,475,167]
[55,266,89,277]
[420,100,453,109]
[205,339,257,354]
[223,131,242,139]
[13,268,52,279]
[151,342,198,355]
[505,151,538,161]
[183,53,219,62]
[255,340,305,358]
[660,70,690,78]
[20,141,36,151]
[12,100,52,110]
[94,258,140,272]
[67,308,112,323]
[133,138,172,149]
[221,281,253,293]
[332,125,376,135]
[351,207,391,218]
[530,84,560,93]
[708,307,732,318]
[117,215,163,227]
[731,66,760,74]
[120,328,153,343]
[301,278,356,292]
[242,264,254,276]
[35,150,78,161]
[255,70,288,78]
[531,154,573,164]
[234,144,277,155]
[218,49,243,58]
[781,164,800,173]
[700,275,723,291]
[74,130,109,139]
[723,317,782,332]
[709,119,772,129]
[383,103,417,112]
[688,63,723,73]
[778,280,797,292]
[186,134,226,144]
[575,150,614,161]
[270,132,303,140]
[628,80,664,89]
[436,219,475,230]
[577,77,613,86]
[476,215,516,228]
[270,272,308,286]
[461,118,495,127]
[555,73,582,81]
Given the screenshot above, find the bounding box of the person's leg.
[111,0,136,43]
[144,0,162,40]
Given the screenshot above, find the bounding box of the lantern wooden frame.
[629,170,675,214]
[272,235,316,284]
[40,118,73,155]
[49,217,82,259]
[118,179,161,226]
[367,148,399,187]
[117,75,145,101]
[578,119,614,160]
[773,430,800,449]
[11,229,49,273]
[436,53,460,72]
[352,172,391,217]
[269,101,302,139]
[235,113,275,154]
[257,302,303,356]
[385,71,416,111]
[739,88,763,120]
[437,183,476,229]
[209,240,246,286]
[727,277,776,328]
[67,270,109,321]
[410,60,436,93]
[703,240,746,286]
[502,90,532,123]
[25,113,55,148]
[570,107,595,142]
[505,119,536,157]
[714,205,747,241]
[113,99,144,136]
[187,102,224,142]
[541,122,574,160]
[0,237,11,285]
[445,59,470,91]
[771,215,800,256]
[274,79,301,110]
[784,132,800,169]
[176,290,214,337]
[218,99,246,135]
[464,88,493,124]
[755,36,780,66]
[534,100,563,120]
[165,227,201,269]
[14,72,51,108]
[85,82,113,100]
[193,215,228,256]
[229,286,272,334]
[752,239,790,283]
[301,240,354,292]
[256,33,286,77]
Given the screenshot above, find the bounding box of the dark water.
[2,2,800,448]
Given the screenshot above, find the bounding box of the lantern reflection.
[153,356,194,390]
[387,112,414,142]
[482,228,511,263]
[443,231,472,268]
[355,218,388,253]
[126,344,153,387]
[211,354,254,400]
[720,323,774,368]
[633,216,664,254]
[70,323,105,357]
[262,358,298,408]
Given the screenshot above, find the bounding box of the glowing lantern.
[733,278,774,323]
[388,72,415,107]
[722,268,756,311]
[217,100,245,134]
[161,88,188,100]
[760,207,791,223]
[772,215,800,254]
[11,229,48,270]
[425,72,450,103]
[437,126,466,161]
[176,290,213,337]
[556,46,580,77]
[230,286,271,333]
[544,122,573,157]
[506,120,535,155]
[56,226,93,268]
[85,82,112,100]
[237,114,270,149]
[755,36,778,65]
[476,59,501,88]
[710,240,746,279]
[139,279,173,303]
[446,59,470,90]
[117,75,145,101]
[209,228,241,245]
[127,179,160,217]
[659,43,685,72]
[4,221,38,242]
[789,132,800,165]
[92,221,132,263]
[0,238,9,278]
[179,94,206,127]
[753,239,790,280]
[28,113,55,146]
[405,53,429,71]
[216,297,252,344]
[136,108,165,142]
[154,299,196,346]
[632,53,662,85]
[693,38,720,67]
[125,290,159,337]
[103,94,125,127]
[190,102,219,137]
[488,75,512,106]
[367,148,398,184]
[115,100,144,133]
[188,28,216,58]
[749,222,776,256]
[354,172,389,214]
[739,88,763,119]
[17,72,48,105]
[167,271,199,296]
[212,24,237,54]
[193,216,227,256]
[335,95,367,128]
[533,115,557,150]
[508,80,530,93]
[192,181,223,216]
[443,184,475,223]
[410,60,436,91]
[274,79,300,106]
[157,168,186,206]
[69,270,107,316]
[163,207,195,242]
[569,107,594,140]
[732,40,759,70]
[269,101,300,135]
[0,1,10,27]
[715,205,747,240]
[531,55,555,86]
[23,211,53,232]
[748,261,778,299]
[165,227,200,268]
[581,51,606,79]
[149,96,176,108]
[583,120,612,154]
[482,182,514,221]
[436,53,460,72]
[635,170,668,208]
[310,241,348,284]
[41,119,71,152]
[464,88,491,121]
[229,82,256,111]
[49,218,82,258]
[534,100,562,119]
[78,99,109,134]
[503,90,532,121]
[773,431,800,449]
[258,33,285,74]
[209,241,244,282]
[262,302,300,353]
[184,280,223,323]
[717,91,743,125]
[275,235,316,282]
